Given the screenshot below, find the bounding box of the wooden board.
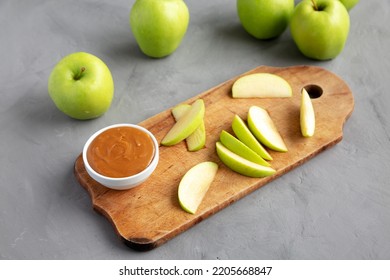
[74,65,354,251]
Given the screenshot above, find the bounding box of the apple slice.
[178,161,218,214]
[247,106,287,152]
[216,142,276,178]
[300,88,315,137]
[232,73,292,98]
[172,104,206,151]
[161,99,205,146]
[219,130,270,167]
[231,115,273,161]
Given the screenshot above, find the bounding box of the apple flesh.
[130,0,189,58]
[290,0,350,60]
[232,115,273,161]
[300,88,316,137]
[247,106,288,152]
[178,161,218,214]
[232,73,292,98]
[48,52,114,120]
[172,104,206,151]
[237,0,295,39]
[161,99,205,146]
[216,142,276,178]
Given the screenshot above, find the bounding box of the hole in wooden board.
[303,84,323,99]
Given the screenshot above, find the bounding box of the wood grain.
[74,65,354,251]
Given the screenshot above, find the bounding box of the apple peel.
[172,104,206,151]
[219,130,271,167]
[216,142,275,178]
[161,99,205,146]
[232,115,273,161]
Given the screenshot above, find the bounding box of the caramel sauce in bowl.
[82,124,159,190]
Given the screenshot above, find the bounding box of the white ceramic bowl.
[82,123,159,190]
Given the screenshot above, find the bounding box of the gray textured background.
[1,0,389,259]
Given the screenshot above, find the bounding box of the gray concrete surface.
[1,0,389,259]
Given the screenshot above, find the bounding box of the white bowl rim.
[82,123,159,182]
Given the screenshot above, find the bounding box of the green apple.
[172,104,206,151]
[290,0,350,60]
[338,0,359,10]
[178,161,218,214]
[48,52,114,120]
[130,0,189,58]
[161,99,205,146]
[237,0,295,39]
[216,142,276,178]
[300,88,316,137]
[219,130,270,167]
[247,106,288,152]
[232,73,292,98]
[232,115,273,160]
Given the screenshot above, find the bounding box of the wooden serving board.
[74,65,354,251]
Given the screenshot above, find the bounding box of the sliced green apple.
[161,99,205,146]
[216,142,276,178]
[232,73,292,98]
[231,115,273,161]
[178,161,218,214]
[219,130,270,167]
[172,104,206,151]
[300,88,315,137]
[247,106,288,152]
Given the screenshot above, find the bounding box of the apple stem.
[74,67,86,80]
[311,0,318,10]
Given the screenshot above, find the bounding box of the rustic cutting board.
[74,65,354,251]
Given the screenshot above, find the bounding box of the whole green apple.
[48,52,114,120]
[290,0,350,60]
[338,0,359,11]
[237,0,295,39]
[130,0,189,58]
